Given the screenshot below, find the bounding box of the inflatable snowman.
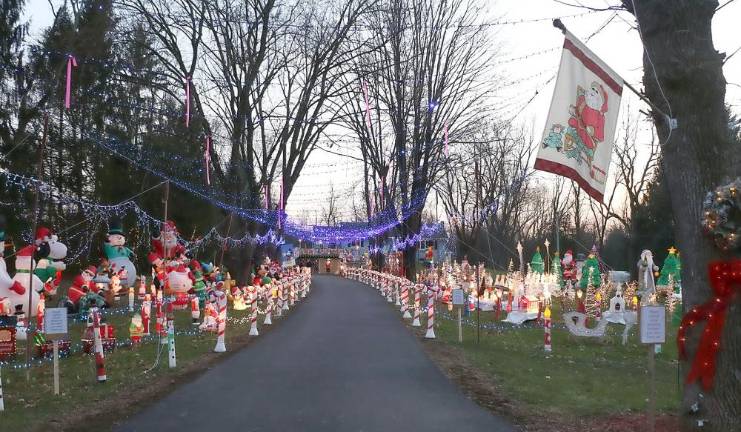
[9,245,42,316]
[103,218,137,287]
[0,219,28,315]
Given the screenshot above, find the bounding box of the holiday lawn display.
[103,217,137,287]
[32,227,67,296]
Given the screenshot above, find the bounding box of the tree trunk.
[404,212,422,280]
[626,1,739,429]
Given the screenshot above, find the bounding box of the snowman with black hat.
[103,217,137,287]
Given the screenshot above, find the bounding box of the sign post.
[452,289,464,343]
[44,308,68,396]
[640,305,666,432]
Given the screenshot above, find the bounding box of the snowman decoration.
[9,245,42,316]
[104,217,137,287]
[33,227,68,295]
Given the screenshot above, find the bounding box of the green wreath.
[702,177,740,252]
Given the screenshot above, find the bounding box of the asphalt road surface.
[115,275,515,432]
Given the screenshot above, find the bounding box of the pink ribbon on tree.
[204,135,211,185]
[65,55,78,109]
[184,77,191,128]
[362,80,372,130]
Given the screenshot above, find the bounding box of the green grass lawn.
[0,302,257,431]
[434,304,681,418]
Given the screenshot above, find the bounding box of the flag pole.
[552,19,675,128]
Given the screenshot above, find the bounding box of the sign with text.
[640,305,666,344]
[44,308,69,338]
[452,289,465,305]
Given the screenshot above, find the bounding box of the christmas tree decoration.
[701,177,740,252]
[552,252,563,287]
[530,247,545,274]
[657,247,682,294]
[579,252,601,289]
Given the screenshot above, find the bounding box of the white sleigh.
[563,311,637,345]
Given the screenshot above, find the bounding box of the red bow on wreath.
[677,259,741,390]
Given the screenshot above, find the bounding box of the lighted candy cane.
[167,302,177,368]
[394,279,401,306]
[263,288,273,325]
[282,282,289,311]
[412,285,422,327]
[204,135,211,185]
[401,284,412,319]
[92,308,107,383]
[64,55,77,109]
[275,284,283,317]
[249,287,259,336]
[289,280,295,306]
[213,289,227,353]
[425,285,436,339]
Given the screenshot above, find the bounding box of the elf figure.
[103,217,137,287]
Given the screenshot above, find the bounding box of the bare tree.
[321,183,339,226]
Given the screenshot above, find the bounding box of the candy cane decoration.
[282,282,289,311]
[213,290,227,353]
[156,296,166,344]
[92,309,107,383]
[64,55,77,109]
[190,295,200,325]
[249,287,259,336]
[275,285,283,317]
[142,294,151,335]
[167,302,177,368]
[401,284,411,319]
[412,285,421,327]
[289,281,295,307]
[264,290,273,325]
[394,280,401,307]
[425,287,436,339]
[204,135,211,185]
[544,306,552,353]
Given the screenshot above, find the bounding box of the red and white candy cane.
[249,286,259,336]
[425,286,436,339]
[401,284,411,319]
[264,288,273,325]
[213,290,227,352]
[92,308,107,383]
[412,285,422,327]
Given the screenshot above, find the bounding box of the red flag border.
[534,158,604,202]
[563,38,623,96]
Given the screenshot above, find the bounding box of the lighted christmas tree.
[530,247,544,274]
[584,268,600,322]
[551,252,563,287]
[579,252,601,289]
[657,247,682,294]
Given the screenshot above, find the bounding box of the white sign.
[44,308,69,337]
[452,289,465,305]
[640,305,666,344]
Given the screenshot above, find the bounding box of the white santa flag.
[535,30,623,202]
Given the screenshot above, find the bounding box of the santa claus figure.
[65,266,97,312]
[561,250,577,284]
[103,217,137,287]
[9,246,42,316]
[151,220,186,261]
